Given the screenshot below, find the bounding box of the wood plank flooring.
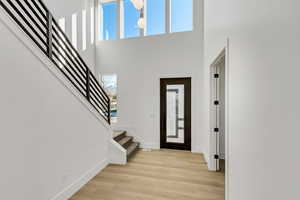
[70,149,225,200]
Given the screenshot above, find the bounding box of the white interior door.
[211,54,226,171]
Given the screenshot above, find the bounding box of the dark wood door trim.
[160,78,191,150]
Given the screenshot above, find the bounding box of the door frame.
[160,77,191,150]
[209,40,229,200]
[210,49,226,172]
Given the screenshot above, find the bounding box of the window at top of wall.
[82,10,87,50]
[58,18,66,69]
[58,18,66,32]
[146,0,166,36]
[170,0,193,33]
[101,1,117,40]
[91,7,95,44]
[123,0,141,38]
[72,13,78,49]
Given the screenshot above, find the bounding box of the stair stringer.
[108,129,127,165]
[109,134,127,165]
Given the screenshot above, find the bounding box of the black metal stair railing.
[0,0,111,124]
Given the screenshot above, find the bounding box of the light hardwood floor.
[70,149,225,200]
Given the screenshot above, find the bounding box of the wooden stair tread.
[118,136,133,147]
[113,130,126,140]
[112,130,140,161]
[126,142,139,156]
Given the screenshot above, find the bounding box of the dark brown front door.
[160,78,191,150]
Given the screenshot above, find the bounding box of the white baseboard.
[191,147,202,154]
[203,152,212,170]
[50,159,108,200]
[140,142,160,150]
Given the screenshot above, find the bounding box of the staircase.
[113,130,139,159]
[0,0,110,124]
[0,0,139,165]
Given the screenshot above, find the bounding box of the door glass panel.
[166,84,184,143]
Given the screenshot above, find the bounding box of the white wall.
[44,0,96,72]
[0,10,110,200]
[204,0,300,199]
[95,0,206,153]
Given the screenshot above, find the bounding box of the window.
[123,0,141,38]
[58,18,66,32]
[58,18,66,69]
[101,1,117,40]
[170,0,193,33]
[98,0,194,40]
[82,10,87,50]
[91,7,95,44]
[72,13,77,49]
[146,0,166,36]
[102,74,118,123]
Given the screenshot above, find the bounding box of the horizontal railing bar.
[90,84,110,110]
[89,96,109,118]
[52,25,87,74]
[0,1,47,54]
[52,51,87,92]
[23,0,47,29]
[89,87,109,112]
[6,0,47,46]
[89,81,109,107]
[90,94,106,113]
[37,0,48,14]
[90,84,109,109]
[89,78,109,102]
[89,98,109,122]
[52,44,87,87]
[89,72,109,101]
[89,91,107,113]
[51,59,87,99]
[52,33,87,77]
[52,19,91,74]
[89,74,110,102]
[15,0,47,38]
[32,0,47,20]
[91,103,110,124]
[52,37,87,78]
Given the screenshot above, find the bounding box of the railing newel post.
[108,98,111,124]
[86,68,91,101]
[46,11,52,59]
